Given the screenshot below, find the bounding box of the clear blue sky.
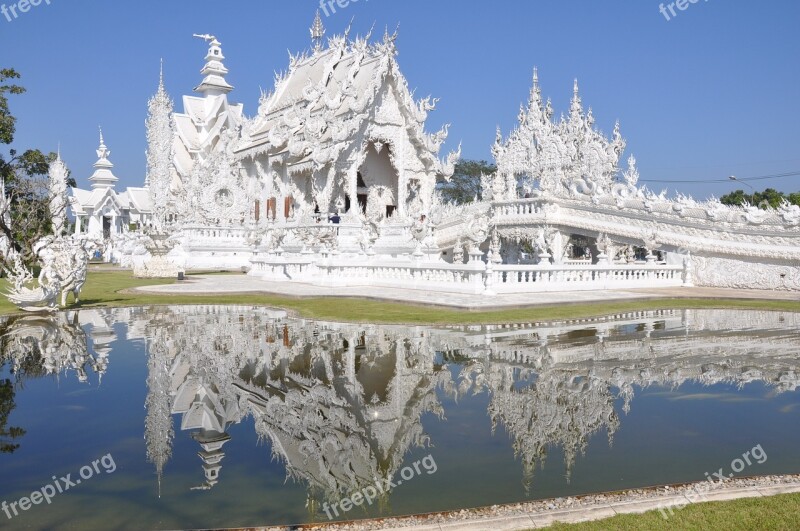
[2,0,799,199]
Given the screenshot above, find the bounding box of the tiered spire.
[192,34,234,96]
[310,10,325,51]
[145,59,176,227]
[570,79,583,118]
[88,128,119,190]
[48,150,69,234]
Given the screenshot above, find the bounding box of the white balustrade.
[250,251,685,294]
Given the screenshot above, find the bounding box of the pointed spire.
[89,127,119,189]
[48,146,69,235]
[570,78,583,119]
[381,24,399,48]
[364,22,376,42]
[529,67,543,114]
[192,34,234,96]
[159,58,164,89]
[310,10,325,51]
[343,16,354,41]
[146,64,176,212]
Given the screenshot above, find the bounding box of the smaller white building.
[70,130,154,239]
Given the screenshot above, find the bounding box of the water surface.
[1,306,799,529]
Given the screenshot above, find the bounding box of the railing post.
[484,254,496,295]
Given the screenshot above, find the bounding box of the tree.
[0,378,25,453]
[0,68,75,262]
[720,189,750,207]
[436,159,496,205]
[720,188,800,209]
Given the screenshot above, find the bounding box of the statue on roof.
[192,33,218,45]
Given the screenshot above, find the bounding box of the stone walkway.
[133,275,798,310]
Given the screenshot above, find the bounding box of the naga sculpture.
[2,155,94,312]
[4,237,94,312]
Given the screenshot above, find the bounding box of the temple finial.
[98,126,105,147]
[192,33,233,95]
[570,79,583,117]
[310,10,325,50]
[159,58,164,88]
[530,67,542,107]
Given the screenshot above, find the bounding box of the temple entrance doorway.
[357,143,399,217]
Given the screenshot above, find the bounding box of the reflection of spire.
[144,338,174,498]
[484,365,620,492]
[190,430,231,490]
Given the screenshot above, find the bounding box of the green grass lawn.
[0,269,797,324]
[546,491,800,530]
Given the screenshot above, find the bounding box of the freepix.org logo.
[322,454,437,520]
[659,0,709,22]
[2,454,116,521]
[1,0,50,23]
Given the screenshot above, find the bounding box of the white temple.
[70,129,153,240]
[64,13,800,292]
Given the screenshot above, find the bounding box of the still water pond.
[1,306,799,529]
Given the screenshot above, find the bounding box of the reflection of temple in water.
[3,307,799,502]
[0,310,115,384]
[131,306,451,504]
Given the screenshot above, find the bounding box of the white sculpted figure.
[56,238,94,306]
[3,236,92,312]
[4,246,60,312]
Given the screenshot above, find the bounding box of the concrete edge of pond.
[211,474,800,531]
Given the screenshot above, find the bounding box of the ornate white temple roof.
[171,35,244,180]
[70,134,152,217]
[70,185,123,216]
[236,26,456,177]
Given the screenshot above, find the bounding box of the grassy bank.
[0,270,798,324]
[547,491,800,530]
